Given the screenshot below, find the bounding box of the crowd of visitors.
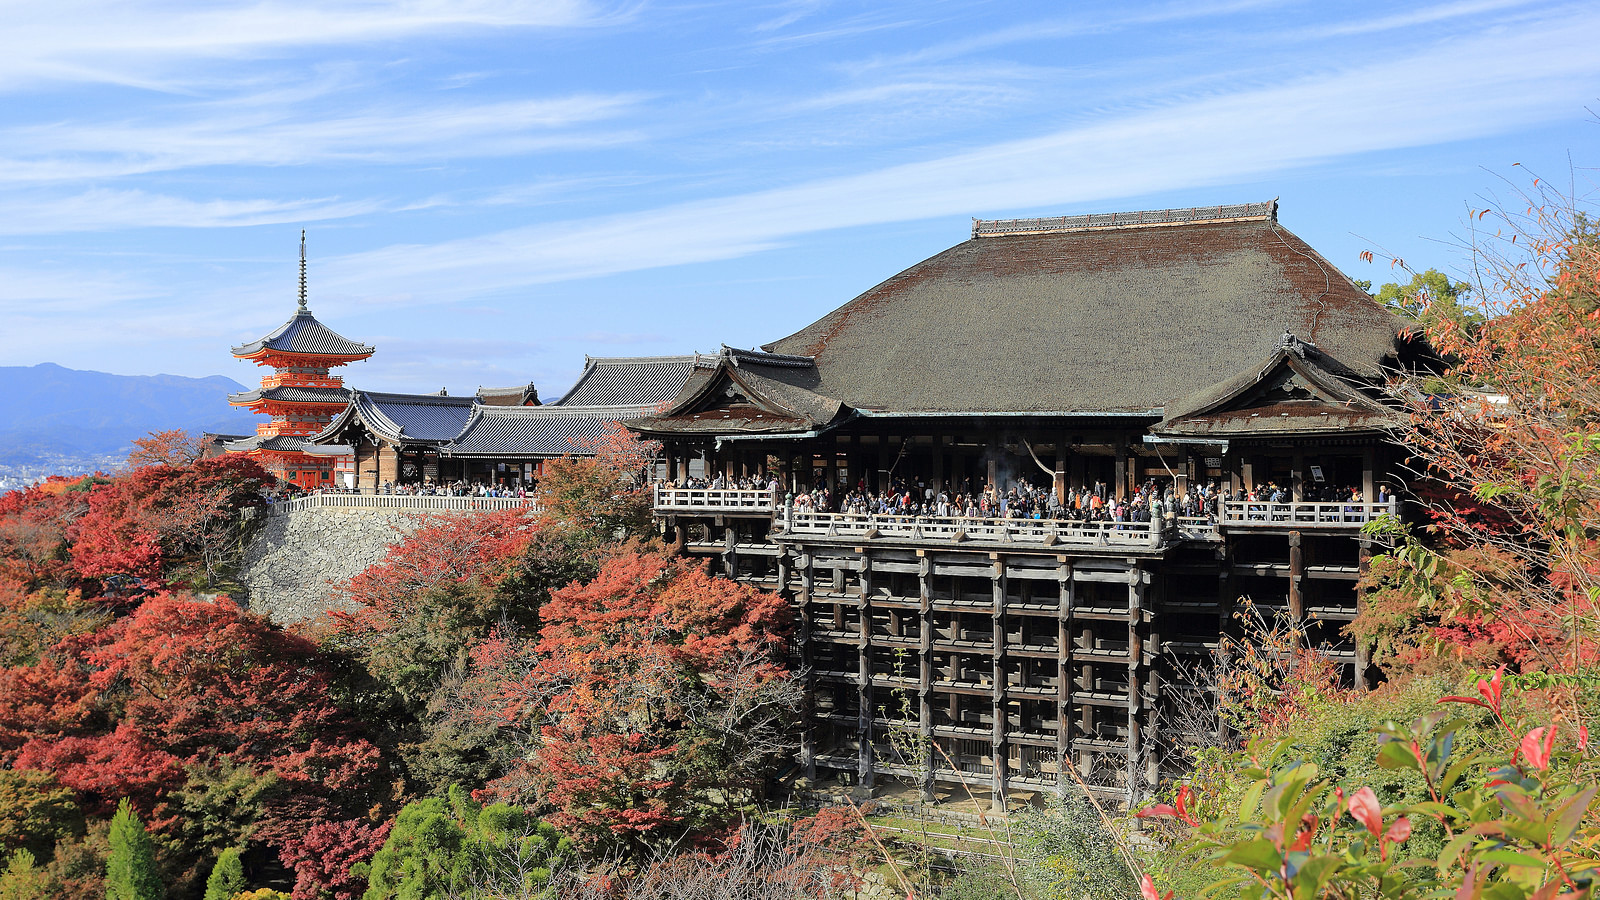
[784,476,1222,529]
[262,479,535,502]
[661,471,1392,528]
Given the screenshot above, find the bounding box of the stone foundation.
[236,507,425,623]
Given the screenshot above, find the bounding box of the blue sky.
[1,0,1597,396]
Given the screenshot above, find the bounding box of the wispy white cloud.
[316,12,1600,305]
[0,0,620,91]
[0,189,380,234]
[0,92,649,184]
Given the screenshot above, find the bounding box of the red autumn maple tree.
[1368,179,1600,672]
[463,551,795,859]
[70,455,271,587]
[126,429,205,469]
[0,593,383,827]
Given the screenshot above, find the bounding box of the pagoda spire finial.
[297,230,308,312]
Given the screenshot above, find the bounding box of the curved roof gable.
[313,390,476,445]
[763,203,1410,415]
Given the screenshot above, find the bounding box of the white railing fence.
[1220,499,1396,527]
[653,486,776,512]
[266,493,541,516]
[775,510,1164,548]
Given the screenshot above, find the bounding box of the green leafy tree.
[1140,671,1600,900]
[1373,268,1483,335]
[104,799,163,900]
[0,849,48,900]
[361,786,566,900]
[200,848,244,900]
[0,770,84,861]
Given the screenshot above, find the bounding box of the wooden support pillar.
[1241,458,1255,493]
[991,556,1008,809]
[918,555,935,802]
[1143,570,1161,789]
[1070,451,1085,494]
[1355,541,1374,690]
[1288,531,1304,620]
[823,435,838,497]
[1216,546,1234,749]
[1056,560,1073,798]
[666,443,679,482]
[932,434,946,495]
[799,556,817,782]
[1362,445,1376,501]
[857,555,875,794]
[1291,452,1306,501]
[877,431,893,493]
[1127,564,1145,803]
[1115,443,1128,501]
[1054,434,1068,505]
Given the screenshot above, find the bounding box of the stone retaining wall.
[236,506,426,623]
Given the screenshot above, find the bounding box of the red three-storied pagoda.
[226,233,374,490]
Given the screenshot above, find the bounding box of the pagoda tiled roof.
[228,385,351,405]
[232,308,375,358]
[442,404,654,458]
[222,434,347,454]
[552,354,708,407]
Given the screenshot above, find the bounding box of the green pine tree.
[0,849,49,900]
[202,848,246,900]
[104,799,164,900]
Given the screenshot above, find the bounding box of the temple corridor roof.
[442,404,655,457]
[552,355,708,407]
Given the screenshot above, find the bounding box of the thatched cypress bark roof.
[761,203,1411,415]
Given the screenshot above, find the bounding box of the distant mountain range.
[0,363,262,482]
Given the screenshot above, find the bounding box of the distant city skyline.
[1,0,1596,396]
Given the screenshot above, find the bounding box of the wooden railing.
[266,494,540,516]
[653,486,776,513]
[774,510,1164,549]
[1220,499,1396,527]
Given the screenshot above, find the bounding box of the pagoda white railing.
[775,510,1164,549]
[266,494,540,516]
[1220,499,1396,528]
[653,486,776,513]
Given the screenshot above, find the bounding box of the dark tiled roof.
[232,309,375,358]
[1157,402,1394,437]
[228,385,351,405]
[627,348,847,436]
[762,205,1413,414]
[314,390,477,445]
[443,404,654,457]
[1154,336,1397,437]
[222,434,328,453]
[476,383,540,406]
[553,355,707,407]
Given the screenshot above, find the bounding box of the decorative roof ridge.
[356,389,476,405]
[972,200,1278,238]
[470,402,655,414]
[720,345,815,368]
[476,382,537,393]
[580,353,709,366]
